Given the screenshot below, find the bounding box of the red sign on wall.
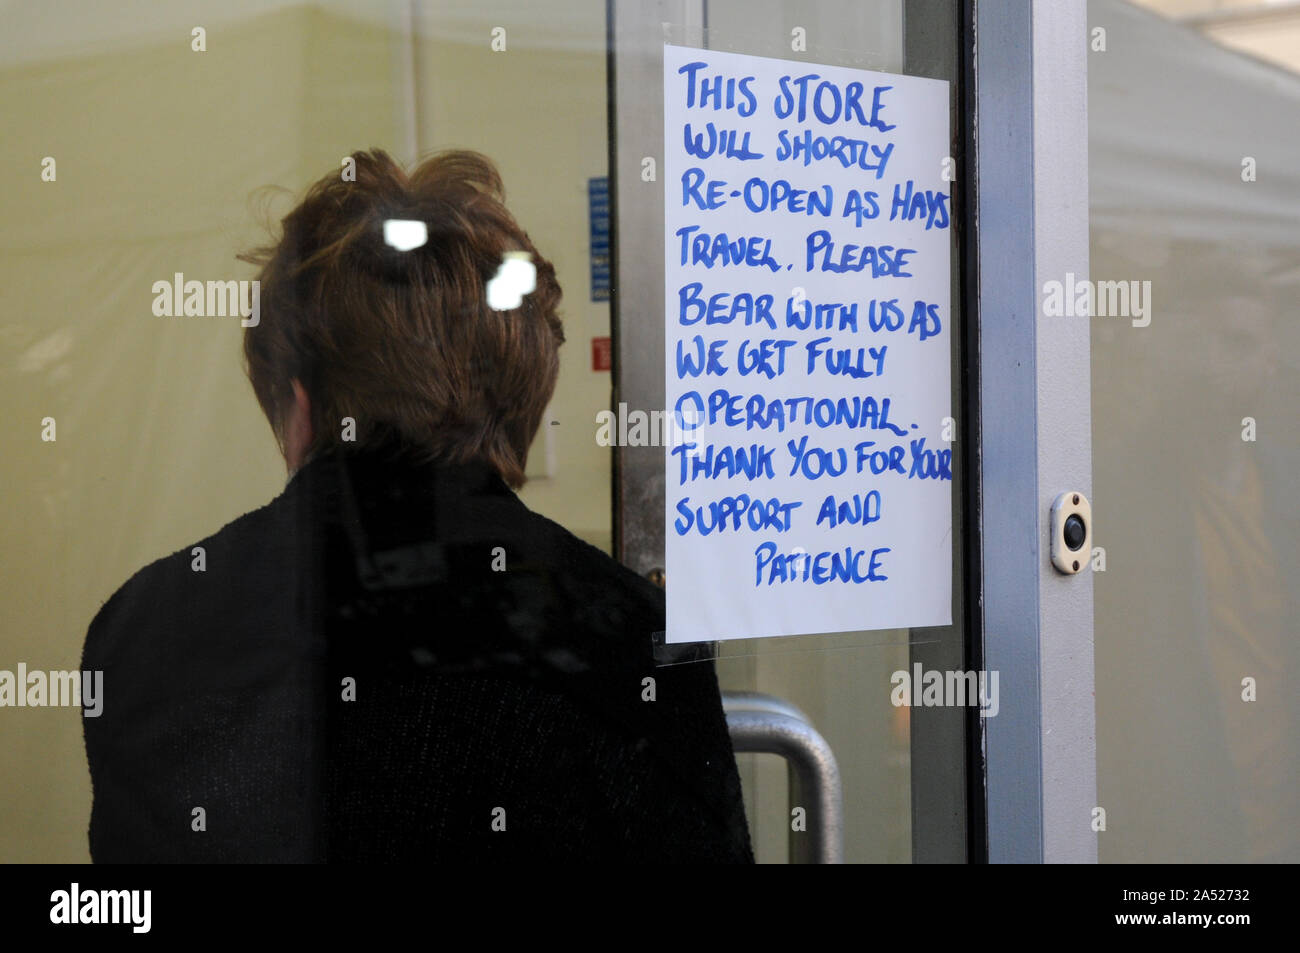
[591,336,612,372]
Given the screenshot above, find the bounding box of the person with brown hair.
[82,149,753,863]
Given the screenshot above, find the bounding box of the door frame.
[972,0,1097,864]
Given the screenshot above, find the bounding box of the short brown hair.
[240,148,564,488]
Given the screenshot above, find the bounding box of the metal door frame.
[972,0,1097,864]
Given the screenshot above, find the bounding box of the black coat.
[81,439,754,862]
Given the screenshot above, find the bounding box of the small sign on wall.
[591,336,612,372]
[589,176,610,301]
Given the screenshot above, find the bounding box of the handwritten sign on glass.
[663,44,953,643]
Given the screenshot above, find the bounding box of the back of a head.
[241,148,564,488]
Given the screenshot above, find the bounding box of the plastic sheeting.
[1090,0,1300,862]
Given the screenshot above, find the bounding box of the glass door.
[609,0,976,862]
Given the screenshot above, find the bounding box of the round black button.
[1063,514,1086,551]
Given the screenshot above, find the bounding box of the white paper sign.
[663,44,953,644]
